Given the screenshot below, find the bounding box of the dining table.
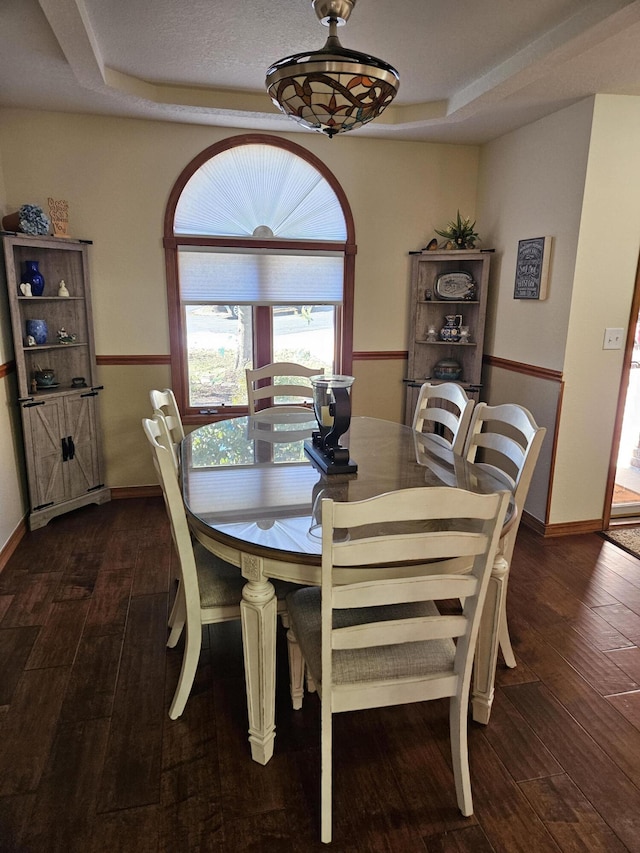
[181,413,515,765]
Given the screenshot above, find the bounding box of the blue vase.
[26,319,48,345]
[22,260,45,297]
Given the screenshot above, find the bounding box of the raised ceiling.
[2,0,640,143]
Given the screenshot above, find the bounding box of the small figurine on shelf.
[425,323,438,343]
[27,335,36,347]
[57,280,70,297]
[19,283,32,297]
[57,328,76,344]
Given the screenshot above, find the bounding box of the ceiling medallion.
[265,0,399,138]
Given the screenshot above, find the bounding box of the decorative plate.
[435,271,475,300]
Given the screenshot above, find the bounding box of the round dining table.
[181,413,514,764]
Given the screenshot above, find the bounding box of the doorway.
[609,258,640,523]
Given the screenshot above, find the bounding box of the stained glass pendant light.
[266,0,399,138]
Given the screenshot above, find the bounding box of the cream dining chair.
[149,388,185,470]
[285,486,510,844]
[463,402,546,678]
[245,362,323,415]
[142,414,293,720]
[412,381,474,454]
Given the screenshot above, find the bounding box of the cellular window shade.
[178,248,344,304]
[174,144,347,240]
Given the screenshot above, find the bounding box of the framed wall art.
[513,236,552,300]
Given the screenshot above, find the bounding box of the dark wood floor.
[2,498,640,851]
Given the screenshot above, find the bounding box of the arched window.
[163,134,356,423]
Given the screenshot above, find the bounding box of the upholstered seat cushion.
[194,542,298,607]
[286,587,456,686]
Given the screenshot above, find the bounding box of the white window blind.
[178,247,344,304]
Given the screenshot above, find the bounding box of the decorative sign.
[47,198,70,238]
[513,236,552,300]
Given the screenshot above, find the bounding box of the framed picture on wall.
[513,236,552,300]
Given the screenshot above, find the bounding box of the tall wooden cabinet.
[404,250,491,425]
[2,233,110,529]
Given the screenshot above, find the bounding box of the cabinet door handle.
[61,437,69,462]
[23,400,45,408]
[81,391,99,398]
[67,436,75,460]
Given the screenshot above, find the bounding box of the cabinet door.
[21,399,67,510]
[63,393,101,498]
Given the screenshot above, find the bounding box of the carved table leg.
[240,553,278,765]
[472,554,509,725]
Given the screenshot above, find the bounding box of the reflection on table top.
[181,414,512,562]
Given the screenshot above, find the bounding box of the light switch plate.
[603,328,624,349]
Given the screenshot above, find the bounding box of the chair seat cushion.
[194,542,300,607]
[286,587,456,686]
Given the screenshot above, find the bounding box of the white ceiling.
[3,0,640,144]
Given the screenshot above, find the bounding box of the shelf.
[18,296,83,301]
[23,342,87,352]
[415,340,477,346]
[419,300,480,305]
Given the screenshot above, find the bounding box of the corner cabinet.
[2,233,110,530]
[404,250,491,425]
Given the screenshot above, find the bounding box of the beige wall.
[0,109,478,513]
[0,140,28,551]
[550,95,640,524]
[3,96,639,547]
[478,95,640,527]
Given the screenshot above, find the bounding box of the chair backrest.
[320,486,510,709]
[149,388,185,467]
[463,402,546,563]
[412,382,474,454]
[245,362,323,415]
[142,415,199,613]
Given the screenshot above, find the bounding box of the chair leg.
[499,608,517,668]
[306,668,317,694]
[168,622,202,720]
[321,696,333,843]
[449,694,473,816]
[286,626,306,710]
[167,579,182,629]
[472,555,509,724]
[167,586,186,648]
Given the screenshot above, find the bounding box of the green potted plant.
[434,211,479,249]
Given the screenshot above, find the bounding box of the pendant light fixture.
[266,0,399,138]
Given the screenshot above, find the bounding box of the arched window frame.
[163,134,356,424]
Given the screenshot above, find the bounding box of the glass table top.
[181,414,512,560]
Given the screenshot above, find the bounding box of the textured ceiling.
[2,0,640,143]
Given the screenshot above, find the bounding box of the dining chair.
[463,402,546,669]
[412,381,474,454]
[245,362,323,415]
[285,486,510,844]
[142,414,293,720]
[149,388,185,469]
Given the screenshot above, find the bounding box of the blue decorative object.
[22,260,45,296]
[26,318,47,345]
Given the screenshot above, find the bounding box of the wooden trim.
[0,359,16,379]
[545,378,564,528]
[96,355,171,366]
[0,516,27,574]
[162,133,357,419]
[483,354,563,382]
[521,511,603,537]
[111,485,163,499]
[352,351,408,361]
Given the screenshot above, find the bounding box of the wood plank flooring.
[2,498,640,851]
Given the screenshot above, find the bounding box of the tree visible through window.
[163,135,355,422]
